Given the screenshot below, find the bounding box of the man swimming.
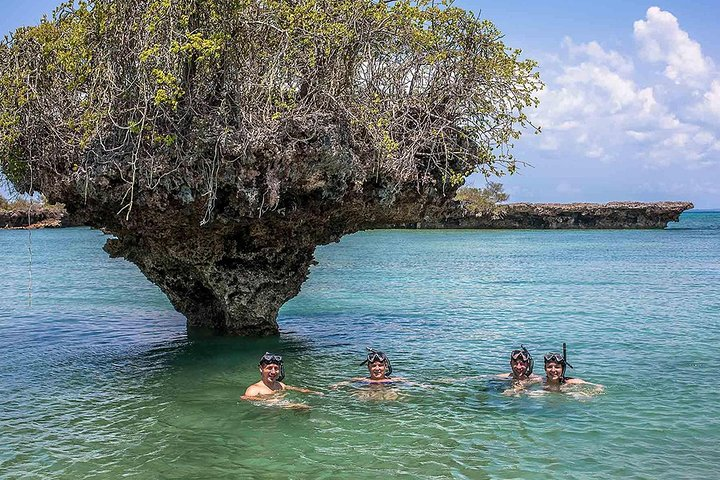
[497,345,542,383]
[241,352,319,400]
[331,348,409,387]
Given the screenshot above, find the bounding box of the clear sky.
[2,1,719,207]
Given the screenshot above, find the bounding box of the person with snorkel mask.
[331,348,409,388]
[543,344,603,391]
[361,348,396,383]
[241,352,320,400]
[497,345,542,383]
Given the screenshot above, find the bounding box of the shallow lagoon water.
[1,212,719,479]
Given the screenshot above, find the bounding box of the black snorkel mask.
[259,352,285,382]
[510,345,534,377]
[360,347,392,377]
[544,343,574,379]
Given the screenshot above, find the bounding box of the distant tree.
[0,191,64,212]
[455,182,508,214]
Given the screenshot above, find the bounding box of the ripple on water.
[2,216,720,479]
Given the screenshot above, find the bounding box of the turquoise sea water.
[1,211,719,479]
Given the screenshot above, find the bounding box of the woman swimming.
[543,344,603,392]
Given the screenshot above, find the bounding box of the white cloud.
[698,80,720,119]
[562,37,634,75]
[635,180,720,197]
[585,146,605,159]
[626,130,652,141]
[633,7,713,87]
[525,12,719,171]
[501,7,720,207]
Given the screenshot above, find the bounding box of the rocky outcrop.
[398,201,694,229]
[3,191,693,336]
[0,0,542,336]
[34,118,454,336]
[0,205,78,229]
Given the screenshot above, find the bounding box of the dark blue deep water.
[1,211,719,479]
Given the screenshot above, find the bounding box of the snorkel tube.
[259,352,285,382]
[562,342,574,376]
[360,347,392,377]
[510,345,534,378]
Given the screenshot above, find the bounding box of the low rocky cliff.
[0,205,78,229]
[395,201,694,229]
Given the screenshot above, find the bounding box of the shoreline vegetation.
[0,196,76,229]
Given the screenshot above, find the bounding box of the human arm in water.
[241,382,323,399]
[564,377,604,391]
[284,384,324,395]
[501,374,543,395]
[330,377,368,389]
[332,376,431,389]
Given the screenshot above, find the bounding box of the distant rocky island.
[0,202,76,229]
[392,201,694,229]
[2,201,694,230]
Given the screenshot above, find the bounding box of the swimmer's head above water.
[259,352,285,383]
[544,343,574,384]
[510,345,534,379]
[360,348,392,380]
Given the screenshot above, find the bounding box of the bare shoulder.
[242,383,262,398]
[242,381,275,399]
[496,373,511,379]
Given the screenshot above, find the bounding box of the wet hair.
[259,352,285,382]
[360,347,392,377]
[510,345,534,377]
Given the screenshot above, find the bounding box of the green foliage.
[456,182,509,215]
[0,0,541,212]
[0,192,65,213]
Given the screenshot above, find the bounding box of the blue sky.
[2,1,719,207]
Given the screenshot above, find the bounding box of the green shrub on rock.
[0,0,541,216]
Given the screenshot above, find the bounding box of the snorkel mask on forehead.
[360,347,392,377]
[510,345,534,377]
[259,352,285,382]
[543,343,574,378]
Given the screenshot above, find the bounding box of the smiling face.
[368,360,387,380]
[511,358,529,378]
[544,361,564,383]
[260,362,281,386]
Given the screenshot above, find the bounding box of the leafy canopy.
[0,0,541,216]
[455,182,508,214]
